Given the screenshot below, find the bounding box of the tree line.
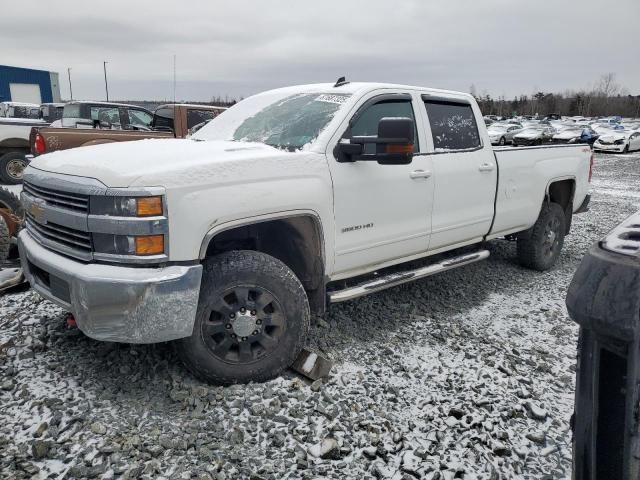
[471,73,640,118]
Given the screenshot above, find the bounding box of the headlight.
[614,139,625,145]
[90,195,164,217]
[93,233,165,256]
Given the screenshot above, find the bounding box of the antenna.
[334,76,349,88]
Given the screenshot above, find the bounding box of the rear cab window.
[423,98,481,151]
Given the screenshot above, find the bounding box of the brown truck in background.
[30,103,226,157]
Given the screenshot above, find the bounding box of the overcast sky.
[2,0,638,102]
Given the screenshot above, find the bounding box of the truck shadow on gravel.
[311,239,575,359]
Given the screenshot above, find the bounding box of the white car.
[593,131,640,153]
[18,81,592,383]
[487,123,522,145]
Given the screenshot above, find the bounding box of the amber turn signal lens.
[135,235,164,255]
[386,143,414,154]
[136,196,163,216]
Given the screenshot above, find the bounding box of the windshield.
[488,125,508,132]
[520,128,542,134]
[193,92,351,150]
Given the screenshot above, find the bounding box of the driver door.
[327,93,434,276]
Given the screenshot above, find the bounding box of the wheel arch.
[0,138,29,150]
[545,177,576,235]
[199,211,326,315]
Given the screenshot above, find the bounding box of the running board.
[328,250,490,303]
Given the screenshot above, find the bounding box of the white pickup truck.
[18,81,592,384]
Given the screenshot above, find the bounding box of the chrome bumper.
[18,230,202,344]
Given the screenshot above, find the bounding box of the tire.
[623,145,629,154]
[0,151,28,184]
[517,202,566,271]
[177,250,310,384]
[0,217,9,262]
[499,137,506,146]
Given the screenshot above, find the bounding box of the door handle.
[478,163,495,172]
[410,170,432,179]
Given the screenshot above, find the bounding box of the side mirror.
[337,117,415,165]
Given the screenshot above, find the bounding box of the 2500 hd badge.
[341,223,374,233]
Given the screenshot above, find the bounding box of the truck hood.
[28,138,309,188]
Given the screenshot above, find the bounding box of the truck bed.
[30,127,175,156]
[490,143,592,238]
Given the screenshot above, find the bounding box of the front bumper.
[594,143,625,153]
[18,230,202,343]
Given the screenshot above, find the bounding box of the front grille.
[26,215,92,256]
[23,181,89,213]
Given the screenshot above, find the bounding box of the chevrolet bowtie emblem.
[28,199,46,224]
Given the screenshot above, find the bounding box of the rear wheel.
[177,250,310,384]
[499,137,506,146]
[517,202,566,271]
[0,152,28,184]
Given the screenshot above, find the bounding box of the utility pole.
[67,68,73,100]
[103,61,109,101]
[173,54,176,104]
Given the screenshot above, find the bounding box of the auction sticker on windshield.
[315,94,349,104]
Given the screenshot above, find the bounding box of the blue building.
[0,65,61,104]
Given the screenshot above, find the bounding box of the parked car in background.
[60,101,155,129]
[0,103,48,184]
[512,125,555,146]
[0,102,40,119]
[593,130,640,153]
[30,104,226,157]
[487,123,522,145]
[552,126,598,145]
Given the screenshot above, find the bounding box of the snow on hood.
[515,131,541,139]
[28,138,306,188]
[553,130,581,139]
[597,133,627,142]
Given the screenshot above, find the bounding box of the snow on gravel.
[1,152,639,480]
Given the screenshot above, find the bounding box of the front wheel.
[0,152,28,184]
[499,137,506,146]
[517,202,566,271]
[177,250,310,384]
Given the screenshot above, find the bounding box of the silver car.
[487,123,523,145]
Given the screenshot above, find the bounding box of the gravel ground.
[1,152,639,480]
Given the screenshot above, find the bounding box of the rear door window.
[423,100,481,151]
